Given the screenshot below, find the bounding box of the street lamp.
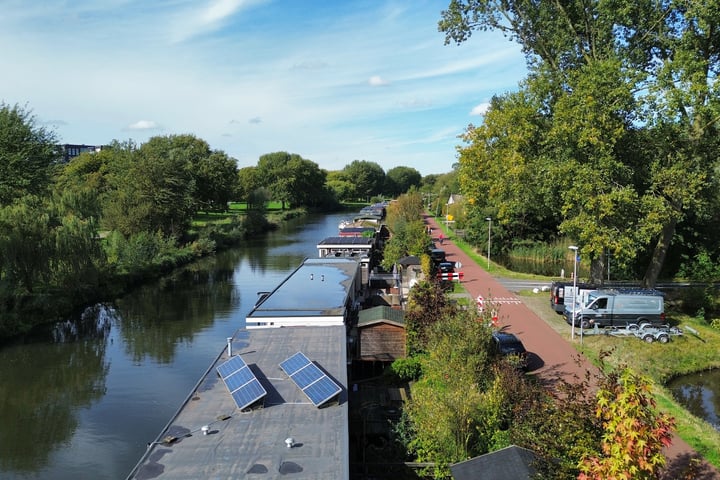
[568,245,579,340]
[485,217,492,268]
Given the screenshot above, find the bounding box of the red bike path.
[424,214,719,480]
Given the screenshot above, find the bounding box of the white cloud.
[368,75,389,87]
[470,102,491,116]
[127,120,161,130]
[168,0,266,43]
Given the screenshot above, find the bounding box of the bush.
[388,357,423,382]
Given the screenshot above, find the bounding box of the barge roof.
[127,326,349,480]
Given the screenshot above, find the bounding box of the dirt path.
[424,214,719,479]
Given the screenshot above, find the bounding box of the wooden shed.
[357,306,406,361]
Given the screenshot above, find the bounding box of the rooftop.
[128,326,349,480]
[247,258,360,325]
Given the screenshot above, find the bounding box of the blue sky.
[1,0,527,176]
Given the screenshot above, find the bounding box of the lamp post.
[485,217,492,269]
[569,245,579,340]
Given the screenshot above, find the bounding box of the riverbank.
[0,206,332,342]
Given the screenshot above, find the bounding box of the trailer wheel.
[657,334,669,344]
[642,334,654,343]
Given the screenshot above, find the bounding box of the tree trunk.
[589,253,606,285]
[642,218,677,288]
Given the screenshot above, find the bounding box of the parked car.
[491,332,528,369]
[437,261,455,274]
[430,248,446,264]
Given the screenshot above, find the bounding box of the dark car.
[491,332,528,369]
[437,261,455,274]
[430,248,446,264]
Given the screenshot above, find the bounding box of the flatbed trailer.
[606,323,683,343]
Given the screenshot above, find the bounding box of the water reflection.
[668,370,720,431]
[115,259,239,365]
[0,306,112,471]
[0,212,348,479]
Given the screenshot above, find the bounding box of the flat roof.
[128,326,349,480]
[248,258,358,319]
[317,236,374,247]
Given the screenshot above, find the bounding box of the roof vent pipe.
[227,337,233,357]
[285,437,295,448]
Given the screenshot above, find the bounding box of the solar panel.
[216,355,267,410]
[217,355,247,378]
[280,351,342,407]
[279,352,311,376]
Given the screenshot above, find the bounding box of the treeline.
[437,1,720,292]
[0,102,440,339]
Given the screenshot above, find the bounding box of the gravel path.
[423,214,719,479]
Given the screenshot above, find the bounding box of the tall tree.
[440,0,720,286]
[385,166,422,197]
[256,152,297,209]
[256,152,328,209]
[103,138,195,237]
[342,160,386,201]
[0,103,59,205]
[193,151,238,212]
[237,166,262,207]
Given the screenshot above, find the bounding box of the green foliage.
[405,280,458,357]
[385,166,422,197]
[440,0,720,287]
[341,160,386,200]
[255,152,333,209]
[192,150,238,212]
[0,102,59,206]
[388,356,423,382]
[382,192,432,270]
[406,310,494,478]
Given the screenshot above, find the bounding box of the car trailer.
[607,323,683,343]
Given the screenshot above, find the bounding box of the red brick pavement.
[423,214,719,480]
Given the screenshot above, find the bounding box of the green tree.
[406,310,493,477]
[256,152,297,209]
[237,166,262,206]
[256,152,330,209]
[342,160,386,201]
[404,280,458,356]
[326,170,355,202]
[382,192,432,270]
[0,103,59,205]
[193,151,238,212]
[440,0,719,286]
[103,138,195,237]
[385,166,422,197]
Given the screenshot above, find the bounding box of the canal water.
[667,369,720,432]
[0,212,349,480]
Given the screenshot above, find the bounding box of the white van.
[564,289,665,328]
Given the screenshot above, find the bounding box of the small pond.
[667,369,720,431]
